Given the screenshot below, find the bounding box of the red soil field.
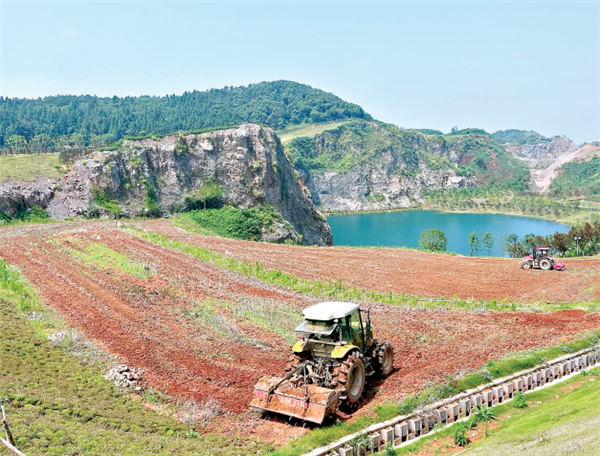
[143,220,600,303]
[1,221,600,443]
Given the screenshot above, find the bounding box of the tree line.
[0,80,370,154]
[425,189,582,220]
[419,221,600,258]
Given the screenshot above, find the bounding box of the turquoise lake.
[327,210,570,256]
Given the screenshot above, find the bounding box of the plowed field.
[2,221,600,444]
[144,220,600,303]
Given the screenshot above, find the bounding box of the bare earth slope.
[533,143,600,190]
[145,220,600,303]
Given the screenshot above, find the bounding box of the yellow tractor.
[250,301,394,424]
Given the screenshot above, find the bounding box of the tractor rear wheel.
[335,351,366,410]
[539,259,551,270]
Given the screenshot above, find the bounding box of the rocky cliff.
[504,136,578,170]
[287,122,527,212]
[0,124,332,246]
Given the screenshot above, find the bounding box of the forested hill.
[492,129,550,145]
[0,80,370,148]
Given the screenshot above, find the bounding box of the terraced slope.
[1,221,600,448]
[145,220,600,303]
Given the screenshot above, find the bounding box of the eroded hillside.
[286,122,528,212]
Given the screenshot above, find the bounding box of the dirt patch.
[141,219,600,303]
[2,221,600,445]
[562,381,585,394]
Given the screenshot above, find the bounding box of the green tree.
[30,133,53,154]
[468,231,481,256]
[5,135,28,153]
[419,229,447,252]
[507,241,529,258]
[482,232,495,256]
[550,232,571,256]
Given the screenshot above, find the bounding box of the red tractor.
[520,247,565,271]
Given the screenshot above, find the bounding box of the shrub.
[91,188,123,218]
[419,229,447,252]
[183,180,223,211]
[178,205,284,241]
[384,440,396,456]
[474,405,496,423]
[453,422,469,446]
[514,391,528,408]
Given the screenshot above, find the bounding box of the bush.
[419,229,447,252]
[474,405,496,423]
[178,205,284,241]
[183,180,223,211]
[91,188,123,218]
[453,422,469,446]
[514,391,528,408]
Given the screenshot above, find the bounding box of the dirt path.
[142,220,600,303]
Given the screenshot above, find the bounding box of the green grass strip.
[386,366,600,455]
[127,227,600,313]
[63,237,150,279]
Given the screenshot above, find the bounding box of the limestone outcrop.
[1,124,333,246]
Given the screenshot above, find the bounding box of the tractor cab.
[533,247,550,260]
[293,302,375,356]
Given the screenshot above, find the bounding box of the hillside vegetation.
[493,129,551,145]
[550,156,600,198]
[287,122,528,187]
[0,80,370,152]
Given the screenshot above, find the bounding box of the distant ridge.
[0,80,371,144]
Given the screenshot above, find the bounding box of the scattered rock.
[107,364,143,388]
[48,331,66,345]
[27,311,43,320]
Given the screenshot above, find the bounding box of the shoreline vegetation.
[324,203,596,227]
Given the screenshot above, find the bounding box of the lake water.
[327,210,570,256]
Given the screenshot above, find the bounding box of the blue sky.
[1,1,598,143]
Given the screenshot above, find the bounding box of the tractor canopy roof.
[302,301,360,321]
[535,247,550,250]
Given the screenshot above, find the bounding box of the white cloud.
[60,29,80,38]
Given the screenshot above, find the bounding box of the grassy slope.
[277,121,350,143]
[0,153,61,182]
[467,375,600,456]
[0,292,259,456]
[389,369,600,456]
[550,156,600,199]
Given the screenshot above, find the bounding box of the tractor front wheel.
[335,352,366,410]
[539,259,552,270]
[522,260,532,270]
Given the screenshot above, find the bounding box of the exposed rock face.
[505,137,578,170]
[2,124,332,246]
[0,179,56,217]
[303,166,470,213]
[289,122,478,213]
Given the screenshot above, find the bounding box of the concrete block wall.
[314,346,600,456]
